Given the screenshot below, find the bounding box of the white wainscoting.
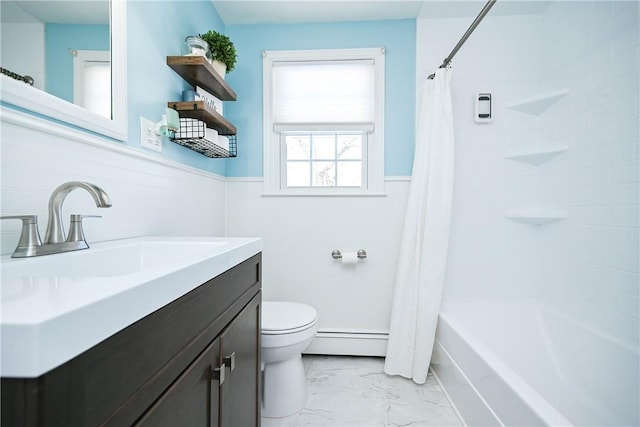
[226,178,411,355]
[0,108,226,256]
[1,107,411,356]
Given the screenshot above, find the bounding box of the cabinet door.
[220,295,261,427]
[135,338,221,427]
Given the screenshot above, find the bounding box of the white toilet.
[261,301,318,418]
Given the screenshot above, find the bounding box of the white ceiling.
[1,1,552,26]
[212,0,553,25]
[213,1,423,25]
[1,1,109,25]
[419,1,552,19]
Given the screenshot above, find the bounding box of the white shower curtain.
[383,68,455,384]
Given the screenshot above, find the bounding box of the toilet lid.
[262,302,317,333]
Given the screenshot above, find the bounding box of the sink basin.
[2,239,227,277]
[1,235,262,378]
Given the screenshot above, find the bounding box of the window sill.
[261,191,388,198]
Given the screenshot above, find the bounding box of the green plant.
[199,30,237,73]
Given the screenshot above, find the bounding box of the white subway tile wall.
[431,1,639,345]
[538,1,639,344]
[419,14,546,302]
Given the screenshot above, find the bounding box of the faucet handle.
[1,215,43,256]
[66,214,101,243]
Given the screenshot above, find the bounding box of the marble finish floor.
[261,355,462,427]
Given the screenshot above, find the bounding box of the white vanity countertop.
[0,236,262,378]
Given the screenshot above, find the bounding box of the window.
[283,131,366,187]
[263,48,385,195]
[73,50,111,119]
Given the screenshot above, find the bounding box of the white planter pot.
[211,60,227,79]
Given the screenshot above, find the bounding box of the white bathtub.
[431,300,639,427]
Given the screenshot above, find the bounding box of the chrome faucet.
[44,181,112,244]
[1,181,111,257]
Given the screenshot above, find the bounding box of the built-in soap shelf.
[505,145,568,166]
[505,208,568,225]
[506,88,569,116]
[503,89,570,226]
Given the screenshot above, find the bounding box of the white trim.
[385,175,412,182]
[370,48,385,193]
[264,47,385,62]
[225,176,411,183]
[110,0,127,139]
[225,177,265,183]
[263,48,385,196]
[0,0,127,141]
[273,123,374,132]
[262,191,387,198]
[305,330,388,357]
[263,51,279,194]
[318,327,389,335]
[0,107,225,182]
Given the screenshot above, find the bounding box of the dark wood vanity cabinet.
[1,254,262,427]
[135,336,222,427]
[136,294,261,427]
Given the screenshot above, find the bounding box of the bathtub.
[431,300,639,427]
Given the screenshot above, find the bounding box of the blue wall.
[3,1,228,175]
[45,24,110,103]
[224,19,416,177]
[5,3,417,178]
[127,0,227,175]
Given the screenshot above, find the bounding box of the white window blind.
[273,60,374,125]
[73,50,111,119]
[81,61,111,118]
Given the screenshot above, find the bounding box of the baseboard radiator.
[304,329,388,357]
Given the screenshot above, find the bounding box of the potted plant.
[199,30,237,78]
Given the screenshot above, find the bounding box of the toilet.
[261,301,318,418]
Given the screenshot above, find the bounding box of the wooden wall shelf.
[167,56,237,101]
[168,101,236,135]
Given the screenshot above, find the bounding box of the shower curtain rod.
[428,0,497,79]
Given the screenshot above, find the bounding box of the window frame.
[263,48,385,196]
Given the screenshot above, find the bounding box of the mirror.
[0,0,127,140]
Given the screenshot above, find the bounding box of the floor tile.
[262,355,462,427]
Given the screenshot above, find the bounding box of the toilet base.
[262,355,308,418]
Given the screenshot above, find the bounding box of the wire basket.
[170,118,237,158]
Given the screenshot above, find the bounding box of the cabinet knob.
[224,352,236,372]
[212,362,225,385]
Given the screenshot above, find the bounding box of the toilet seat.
[262,302,317,335]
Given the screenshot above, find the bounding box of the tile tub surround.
[262,355,461,427]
